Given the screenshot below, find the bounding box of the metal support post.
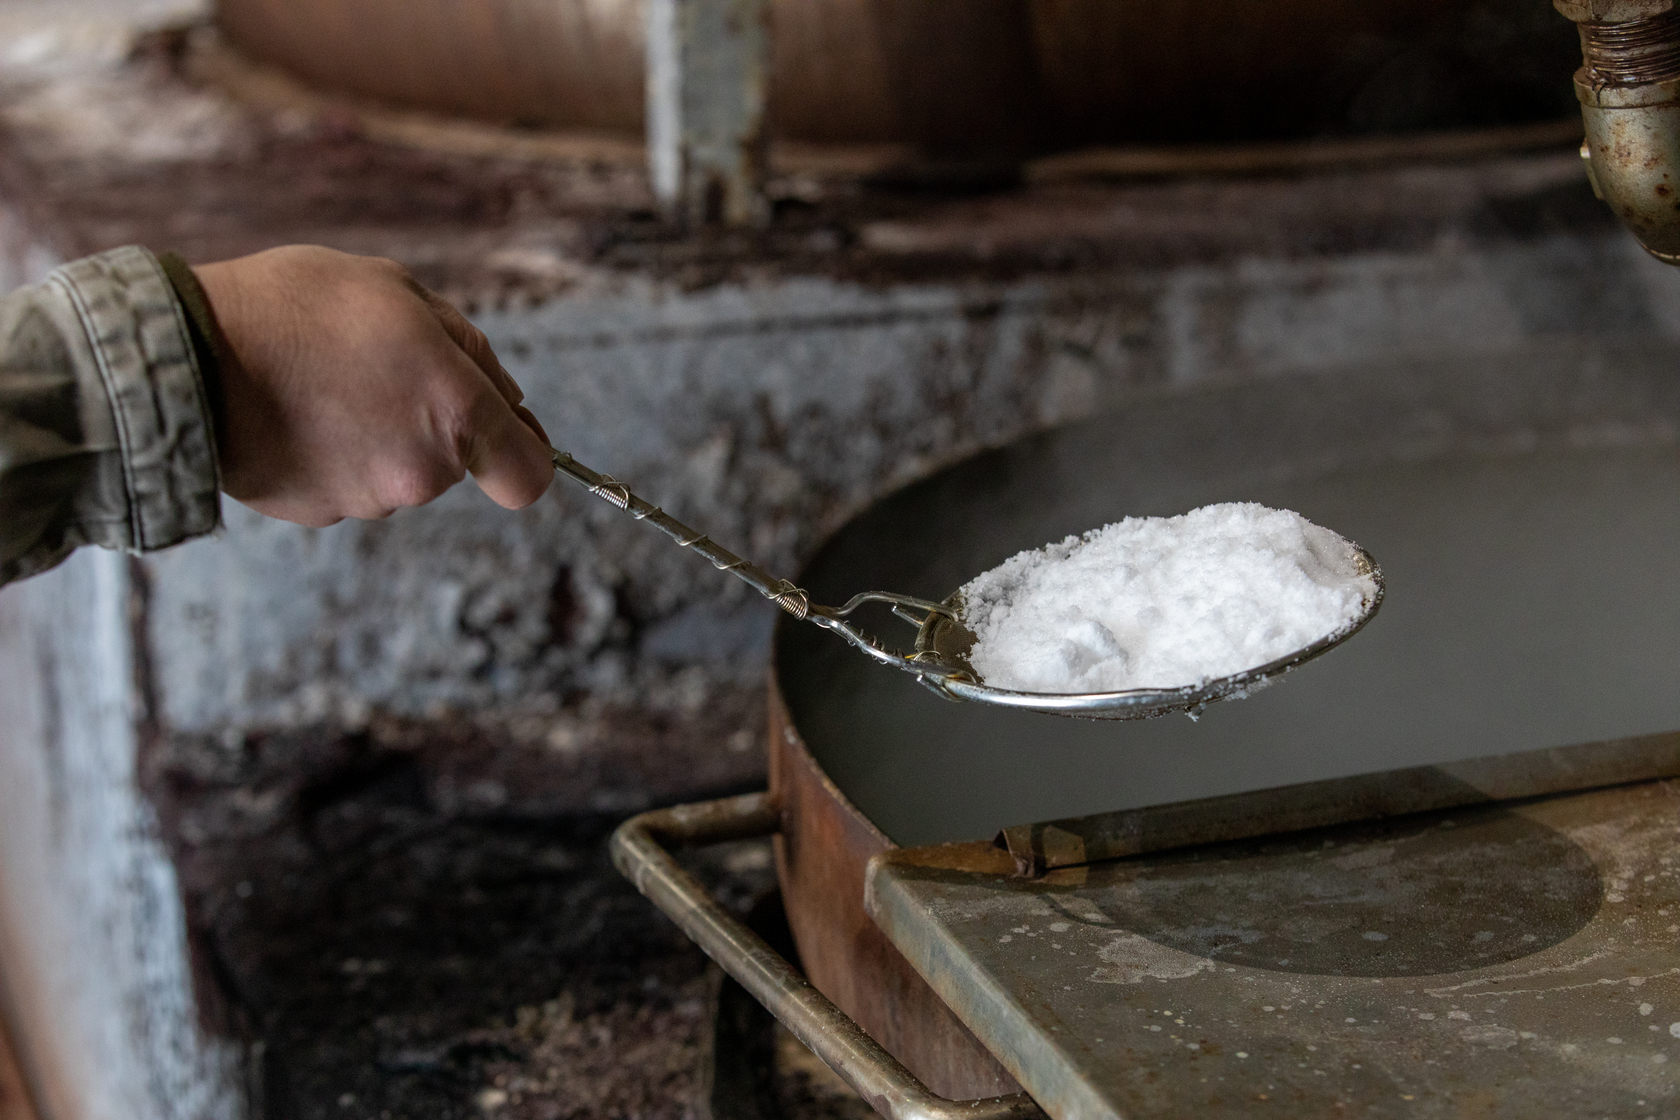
[645,0,771,228]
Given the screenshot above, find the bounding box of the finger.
[417,286,526,408]
[514,404,550,446]
[466,397,555,510]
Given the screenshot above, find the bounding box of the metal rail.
[610,793,1045,1120]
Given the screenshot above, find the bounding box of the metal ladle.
[551,448,1385,720]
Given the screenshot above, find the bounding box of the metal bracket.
[610,793,1045,1120]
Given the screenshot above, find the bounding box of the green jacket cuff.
[5,246,225,577]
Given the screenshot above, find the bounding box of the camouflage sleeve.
[0,246,222,587]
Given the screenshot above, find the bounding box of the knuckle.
[365,255,418,290]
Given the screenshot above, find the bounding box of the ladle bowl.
[910,545,1384,719]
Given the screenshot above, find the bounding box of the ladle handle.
[548,448,970,691]
[550,448,812,618]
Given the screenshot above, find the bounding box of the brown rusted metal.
[214,0,649,133]
[1579,9,1680,82]
[1027,0,1456,144]
[1556,0,1672,23]
[870,768,1680,1118]
[216,0,1578,152]
[212,0,1043,147]
[609,793,1043,1120]
[1026,118,1585,183]
[996,731,1680,877]
[769,677,1023,1101]
[767,0,1043,151]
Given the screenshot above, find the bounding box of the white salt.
[960,503,1375,694]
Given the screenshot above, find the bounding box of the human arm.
[0,245,552,587]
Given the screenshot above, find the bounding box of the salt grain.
[960,503,1374,694]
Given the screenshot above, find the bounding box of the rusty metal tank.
[213,0,1579,148]
[767,343,1680,1098]
[213,0,1044,147]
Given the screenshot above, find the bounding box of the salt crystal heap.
[959,503,1376,694]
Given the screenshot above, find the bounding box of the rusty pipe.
[1558,0,1680,263]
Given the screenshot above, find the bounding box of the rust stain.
[769,681,1020,1099]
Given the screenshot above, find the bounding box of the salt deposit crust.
[960,503,1375,694]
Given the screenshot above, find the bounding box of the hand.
[192,245,553,527]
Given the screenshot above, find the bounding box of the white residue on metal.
[960,503,1376,694]
[1089,933,1218,985]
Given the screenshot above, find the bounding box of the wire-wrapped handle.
[549,448,973,696]
[552,448,812,619]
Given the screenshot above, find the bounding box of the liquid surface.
[962,503,1376,693]
[781,441,1680,848]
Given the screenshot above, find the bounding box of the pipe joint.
[1563,3,1680,264]
[1579,10,1680,86]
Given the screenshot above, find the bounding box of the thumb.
[467,397,555,510]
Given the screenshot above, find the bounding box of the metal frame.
[610,793,1044,1120]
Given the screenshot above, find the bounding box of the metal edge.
[768,676,1027,1099]
[864,853,1118,1120]
[1023,117,1586,185]
[769,675,895,852]
[993,730,1680,877]
[868,737,1680,1113]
